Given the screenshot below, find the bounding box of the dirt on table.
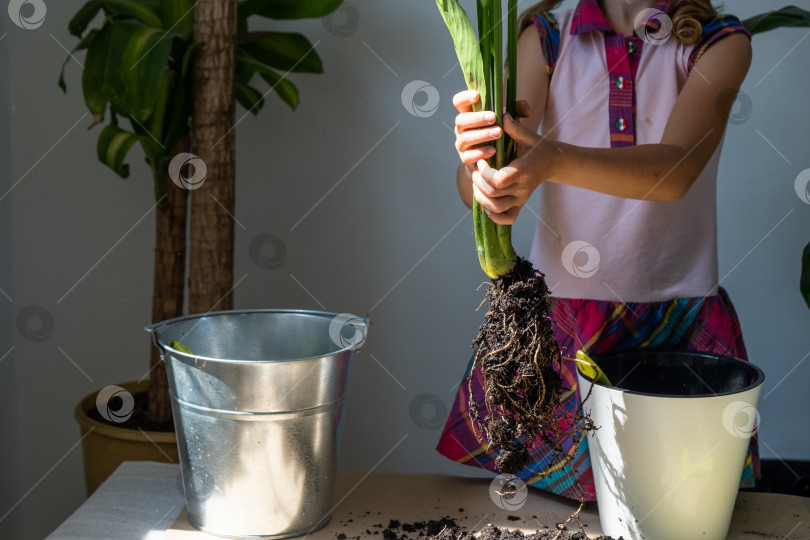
[417,523,619,540]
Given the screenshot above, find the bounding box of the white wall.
[1,1,808,538]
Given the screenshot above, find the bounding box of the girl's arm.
[454,23,549,210]
[475,33,752,225]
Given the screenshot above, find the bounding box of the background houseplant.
[60,0,341,492]
[1,2,807,539]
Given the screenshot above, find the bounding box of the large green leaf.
[68,0,102,38]
[96,124,140,178]
[743,6,810,35]
[236,81,265,114]
[236,53,299,109]
[82,24,113,122]
[239,32,322,73]
[239,0,341,20]
[59,28,99,93]
[101,0,163,28]
[121,25,175,122]
[160,0,194,33]
[434,0,487,114]
[802,242,810,309]
[95,21,174,122]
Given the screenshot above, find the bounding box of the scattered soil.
[417,523,619,539]
[469,257,594,477]
[87,390,175,432]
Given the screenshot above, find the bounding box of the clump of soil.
[469,257,594,478]
[417,523,619,540]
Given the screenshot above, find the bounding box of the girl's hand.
[453,90,500,171]
[472,113,554,225]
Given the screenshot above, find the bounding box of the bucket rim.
[145,308,368,364]
[578,350,765,398]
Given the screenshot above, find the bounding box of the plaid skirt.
[436,287,759,501]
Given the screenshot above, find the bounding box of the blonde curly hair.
[519,0,719,46]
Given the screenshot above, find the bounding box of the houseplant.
[434,0,810,536]
[60,0,341,493]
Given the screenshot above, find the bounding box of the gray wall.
[1,1,808,538]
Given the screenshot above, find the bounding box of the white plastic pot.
[577,351,764,540]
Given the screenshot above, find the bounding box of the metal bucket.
[577,351,764,540]
[147,309,367,539]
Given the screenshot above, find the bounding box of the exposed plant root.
[468,257,595,505]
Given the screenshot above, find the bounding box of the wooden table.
[163,471,810,539]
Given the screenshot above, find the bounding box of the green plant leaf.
[802,241,810,309]
[239,32,322,73]
[575,350,612,387]
[101,0,163,28]
[236,81,265,114]
[434,1,487,116]
[58,28,99,93]
[181,41,205,78]
[96,124,140,178]
[121,25,175,122]
[743,6,810,35]
[96,21,174,122]
[82,23,113,123]
[239,0,341,20]
[161,0,194,33]
[68,0,102,38]
[236,53,299,109]
[169,340,193,354]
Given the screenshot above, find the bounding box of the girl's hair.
[518,1,719,46]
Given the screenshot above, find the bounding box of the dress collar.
[570,0,678,35]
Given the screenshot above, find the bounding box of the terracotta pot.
[73,380,178,495]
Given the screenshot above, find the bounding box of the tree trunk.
[148,137,190,425]
[188,0,238,314]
